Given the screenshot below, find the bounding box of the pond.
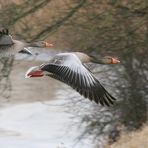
[0,49,95,148]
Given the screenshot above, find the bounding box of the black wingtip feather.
[42,64,117,107]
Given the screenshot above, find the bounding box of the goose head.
[29,41,53,48]
[18,41,53,55]
[90,56,120,64]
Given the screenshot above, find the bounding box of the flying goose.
[25,52,120,106]
[0,28,53,56]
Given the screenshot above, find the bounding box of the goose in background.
[0,28,53,57]
[25,52,120,106]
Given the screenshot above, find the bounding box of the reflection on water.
[0,50,94,148]
[0,100,94,148]
[2,49,61,104]
[10,61,60,104]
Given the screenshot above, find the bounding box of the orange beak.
[43,41,53,48]
[111,58,120,64]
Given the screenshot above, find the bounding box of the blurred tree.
[0,57,14,99]
[0,0,147,146]
[60,0,148,145]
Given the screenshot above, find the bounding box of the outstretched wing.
[41,53,116,106]
[0,29,13,46]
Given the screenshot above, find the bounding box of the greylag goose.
[25,52,120,106]
[0,28,53,56]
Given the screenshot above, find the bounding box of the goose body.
[0,29,53,57]
[25,52,120,106]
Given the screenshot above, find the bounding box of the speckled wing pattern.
[41,53,116,106]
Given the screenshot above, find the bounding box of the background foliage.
[0,0,147,146]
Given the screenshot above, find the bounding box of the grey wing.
[41,55,116,106]
[0,29,13,45]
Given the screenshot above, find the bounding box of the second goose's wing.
[41,53,116,106]
[0,29,13,46]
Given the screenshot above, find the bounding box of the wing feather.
[41,53,116,106]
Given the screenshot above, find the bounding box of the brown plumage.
[25,52,120,106]
[0,28,53,56]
